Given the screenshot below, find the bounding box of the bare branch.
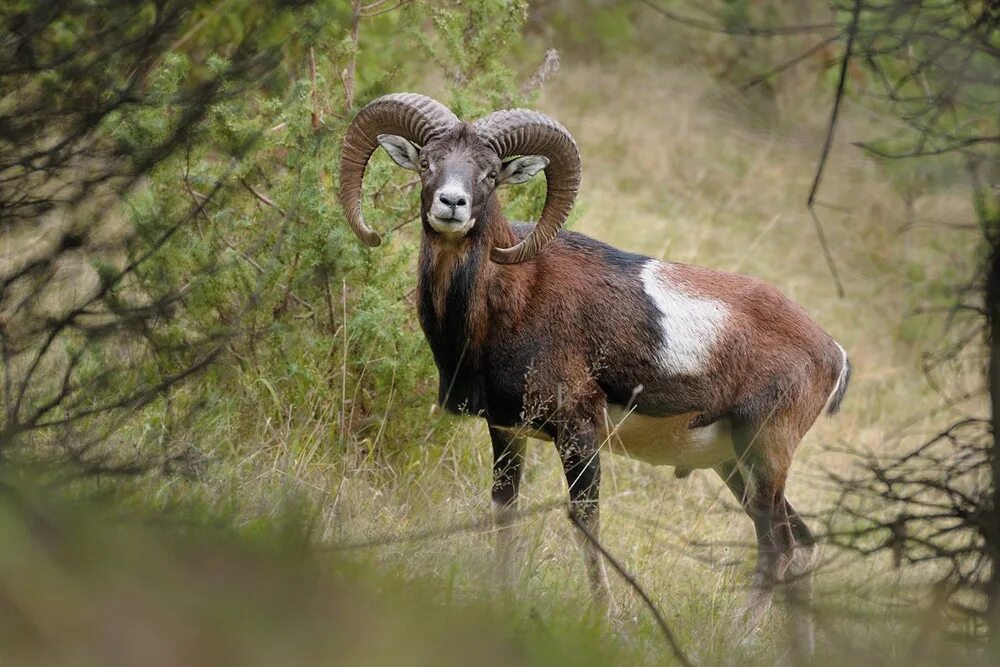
[342,0,361,109]
[804,0,863,299]
[640,0,838,37]
[742,33,844,90]
[568,512,696,667]
[361,0,412,18]
[309,46,321,131]
[237,177,287,216]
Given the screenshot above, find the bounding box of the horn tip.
[490,245,522,264]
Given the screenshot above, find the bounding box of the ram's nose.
[430,185,471,223]
[437,191,467,209]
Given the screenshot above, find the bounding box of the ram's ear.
[497,155,549,186]
[377,134,421,171]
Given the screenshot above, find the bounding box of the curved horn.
[473,110,581,264]
[339,93,458,246]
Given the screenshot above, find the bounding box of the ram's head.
[338,93,581,264]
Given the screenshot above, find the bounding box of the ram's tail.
[825,343,851,416]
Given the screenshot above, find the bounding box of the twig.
[814,199,853,214]
[329,499,566,550]
[238,177,287,216]
[401,285,416,305]
[342,0,361,109]
[168,0,236,53]
[360,0,392,12]
[361,0,412,18]
[340,278,348,448]
[640,0,837,37]
[309,47,321,131]
[804,0,861,299]
[742,33,843,90]
[389,211,420,233]
[323,270,336,334]
[568,512,696,667]
[853,135,1000,159]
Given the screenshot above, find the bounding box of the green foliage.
[0,0,550,480]
[107,0,547,477]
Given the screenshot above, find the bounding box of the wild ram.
[338,93,850,630]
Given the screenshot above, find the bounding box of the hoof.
[593,593,622,621]
[736,586,773,639]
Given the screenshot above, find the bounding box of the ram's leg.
[718,428,817,651]
[715,463,817,573]
[722,422,797,634]
[557,421,615,614]
[782,498,817,573]
[489,425,526,587]
[716,458,773,629]
[784,497,817,656]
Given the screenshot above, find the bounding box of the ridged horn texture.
[473,110,581,264]
[339,93,458,246]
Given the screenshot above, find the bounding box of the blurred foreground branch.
[569,511,695,667]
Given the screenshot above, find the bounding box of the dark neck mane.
[416,194,525,415]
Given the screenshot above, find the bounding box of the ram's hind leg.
[718,421,798,632]
[783,497,818,655]
[717,419,817,649]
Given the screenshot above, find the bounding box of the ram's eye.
[419,158,429,171]
[487,170,498,181]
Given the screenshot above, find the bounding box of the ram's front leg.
[557,420,615,615]
[489,425,526,586]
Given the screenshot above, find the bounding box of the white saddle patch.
[640,260,729,376]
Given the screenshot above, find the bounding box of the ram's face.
[378,125,548,240]
[415,127,501,237]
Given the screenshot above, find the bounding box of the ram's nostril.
[438,192,467,208]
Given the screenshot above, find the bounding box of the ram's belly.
[602,407,734,468]
[499,408,735,469]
